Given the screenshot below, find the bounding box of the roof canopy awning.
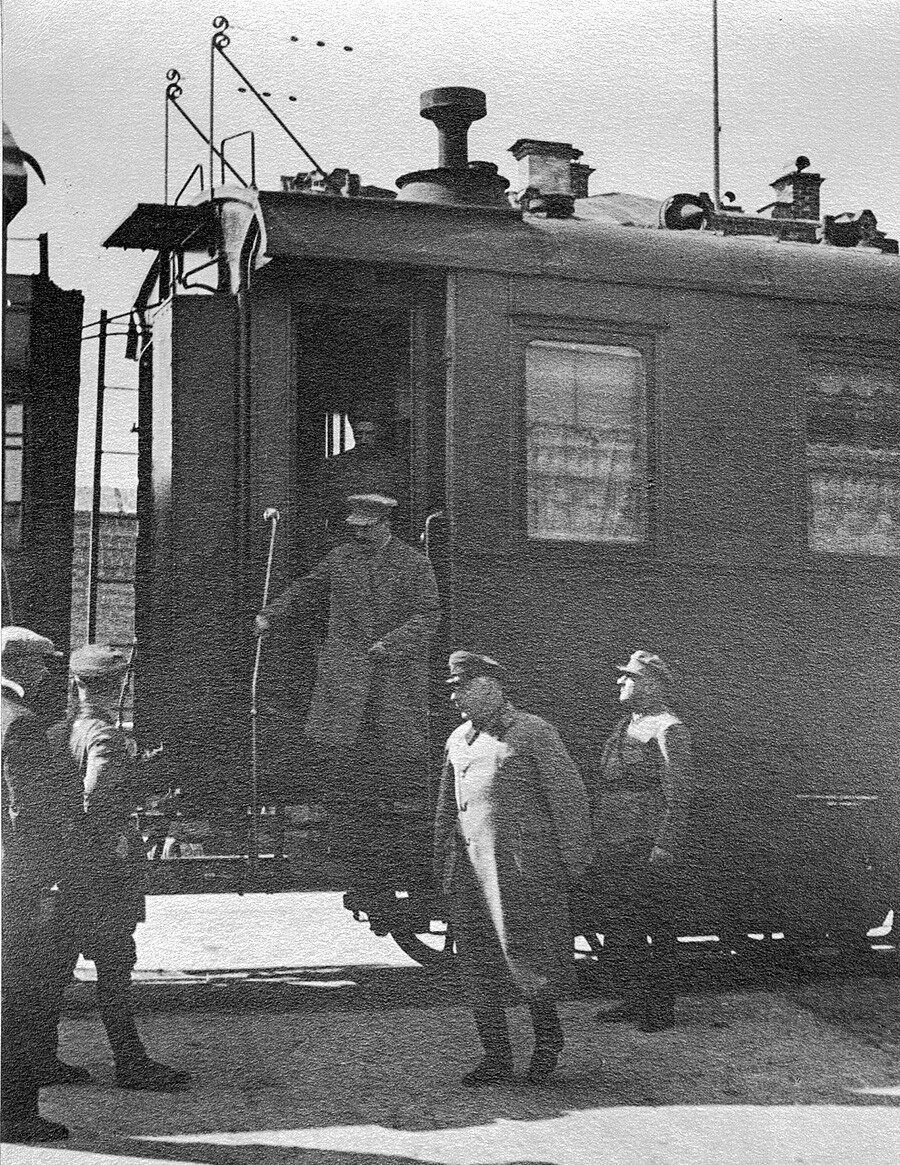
[103,203,216,252]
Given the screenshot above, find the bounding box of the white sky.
[4,0,899,490]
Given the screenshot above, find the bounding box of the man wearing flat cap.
[42,644,189,1092]
[589,649,696,1032]
[1,627,76,1142]
[434,651,591,1086]
[257,494,440,880]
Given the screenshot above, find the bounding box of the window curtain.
[526,342,646,543]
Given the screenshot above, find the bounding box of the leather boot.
[462,1003,513,1086]
[638,940,677,1032]
[527,1000,563,1084]
[102,1009,191,1092]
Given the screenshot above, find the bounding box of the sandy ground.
[3,892,898,1165]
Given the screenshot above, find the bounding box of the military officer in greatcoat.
[44,644,189,1091]
[434,651,592,1086]
[589,649,696,1032]
[256,493,440,885]
[1,627,77,1143]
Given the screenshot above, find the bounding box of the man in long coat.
[1,627,76,1143]
[434,651,591,1086]
[257,494,440,877]
[589,649,696,1032]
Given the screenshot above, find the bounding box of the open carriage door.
[407,276,453,782]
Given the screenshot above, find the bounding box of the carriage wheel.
[389,918,455,968]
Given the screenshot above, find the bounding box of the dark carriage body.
[113,133,899,951]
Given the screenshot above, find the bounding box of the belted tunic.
[434,702,591,1001]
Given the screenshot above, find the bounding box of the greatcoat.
[434,701,592,1002]
[263,536,440,762]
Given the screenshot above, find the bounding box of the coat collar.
[464,699,517,745]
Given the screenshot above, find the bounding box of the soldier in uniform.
[256,494,440,873]
[589,649,696,1032]
[1,627,76,1143]
[434,651,591,1086]
[44,644,189,1092]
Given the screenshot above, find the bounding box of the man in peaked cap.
[1,627,75,1142]
[42,644,190,1093]
[434,651,592,1086]
[588,648,697,1032]
[256,493,439,885]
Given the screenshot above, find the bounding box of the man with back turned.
[1,627,76,1143]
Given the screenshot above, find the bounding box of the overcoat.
[1,687,80,913]
[264,536,440,759]
[59,710,147,944]
[434,702,591,1001]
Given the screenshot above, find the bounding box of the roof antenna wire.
[210,14,326,192]
[712,0,722,210]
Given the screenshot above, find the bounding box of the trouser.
[47,929,146,1066]
[589,843,687,1021]
[1,895,77,1123]
[473,992,564,1064]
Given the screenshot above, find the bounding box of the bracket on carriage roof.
[208,15,325,197]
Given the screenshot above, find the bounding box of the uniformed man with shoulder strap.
[45,644,189,1092]
[589,649,696,1032]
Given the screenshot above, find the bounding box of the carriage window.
[525,341,647,543]
[3,400,24,549]
[806,360,900,556]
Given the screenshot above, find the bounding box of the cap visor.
[346,516,378,526]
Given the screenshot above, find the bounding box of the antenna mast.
[712,0,721,209]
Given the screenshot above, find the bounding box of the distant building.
[70,485,137,650]
[2,122,84,649]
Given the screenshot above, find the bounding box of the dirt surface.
[6,975,898,1165]
[5,893,899,1165]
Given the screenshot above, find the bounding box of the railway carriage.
[105,88,900,963]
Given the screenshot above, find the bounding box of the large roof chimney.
[396,88,510,208]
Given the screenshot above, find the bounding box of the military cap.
[617,649,673,684]
[1,626,63,669]
[345,493,398,526]
[446,650,507,686]
[70,644,130,681]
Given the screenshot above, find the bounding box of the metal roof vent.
[396,88,510,208]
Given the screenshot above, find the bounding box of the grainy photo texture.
[2,2,898,1161]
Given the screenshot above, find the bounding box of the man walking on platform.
[45,644,189,1092]
[589,649,697,1032]
[1,627,77,1143]
[434,651,591,1086]
[256,494,440,880]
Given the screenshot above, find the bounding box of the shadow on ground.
[31,961,900,1165]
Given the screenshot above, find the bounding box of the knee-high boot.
[473,1000,513,1066]
[528,999,564,1054]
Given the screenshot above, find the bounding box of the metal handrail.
[220,130,256,188]
[174,164,205,205]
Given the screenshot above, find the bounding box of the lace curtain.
[526,341,647,543]
[807,362,900,557]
